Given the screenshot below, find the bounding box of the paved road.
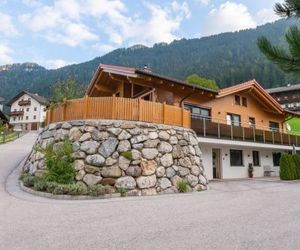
[1,133,300,250]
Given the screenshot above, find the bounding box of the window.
[269,121,279,131]
[26,108,29,112]
[235,95,240,105]
[13,117,16,121]
[34,107,37,111]
[226,113,241,126]
[26,116,28,120]
[272,152,281,166]
[184,104,210,119]
[249,117,256,128]
[230,150,243,166]
[33,115,36,120]
[242,97,247,107]
[253,151,260,166]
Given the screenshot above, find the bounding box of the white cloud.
[44,59,74,69]
[0,44,13,64]
[0,12,18,36]
[202,1,256,36]
[19,0,190,48]
[255,8,281,25]
[197,0,210,5]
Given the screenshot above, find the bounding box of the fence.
[191,115,300,146]
[46,96,191,128]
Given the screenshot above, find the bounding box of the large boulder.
[136,175,157,189]
[115,176,136,190]
[98,138,119,158]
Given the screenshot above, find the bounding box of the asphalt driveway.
[1,133,300,250]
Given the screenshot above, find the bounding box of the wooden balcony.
[9,111,24,116]
[192,115,300,146]
[46,96,191,128]
[18,100,31,106]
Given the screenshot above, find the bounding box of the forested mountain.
[1,18,299,105]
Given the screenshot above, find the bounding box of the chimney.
[143,64,152,73]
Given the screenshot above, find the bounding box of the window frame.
[184,103,211,120]
[235,95,241,105]
[252,151,260,166]
[269,121,280,132]
[230,149,244,167]
[227,113,241,127]
[242,97,247,107]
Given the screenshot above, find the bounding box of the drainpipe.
[179,86,196,108]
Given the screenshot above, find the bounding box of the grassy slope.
[287,118,300,135]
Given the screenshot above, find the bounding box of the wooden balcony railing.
[9,111,24,116]
[46,96,191,128]
[192,115,300,146]
[18,100,31,106]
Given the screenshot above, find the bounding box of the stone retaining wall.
[24,120,208,196]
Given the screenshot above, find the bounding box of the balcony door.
[212,148,222,179]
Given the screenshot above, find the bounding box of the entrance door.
[31,123,38,130]
[212,148,222,179]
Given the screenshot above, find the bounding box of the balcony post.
[218,122,220,138]
[280,132,283,145]
[272,131,275,144]
[288,134,291,146]
[253,128,256,142]
[242,127,245,141]
[231,124,233,140]
[263,130,266,143]
[296,135,298,147]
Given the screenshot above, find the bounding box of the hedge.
[280,153,300,180]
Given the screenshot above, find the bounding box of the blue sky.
[0,0,282,69]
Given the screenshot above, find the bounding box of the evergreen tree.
[257,0,300,73]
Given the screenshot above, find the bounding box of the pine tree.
[257,0,300,73]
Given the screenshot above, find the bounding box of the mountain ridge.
[0,18,299,105]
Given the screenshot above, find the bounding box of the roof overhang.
[86,64,218,97]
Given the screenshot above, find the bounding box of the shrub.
[39,140,75,184]
[280,153,297,180]
[88,185,112,196]
[68,183,88,196]
[116,186,127,197]
[22,175,36,187]
[292,154,300,179]
[120,151,133,160]
[177,179,190,193]
[33,179,48,191]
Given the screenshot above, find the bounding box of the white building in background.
[7,91,48,131]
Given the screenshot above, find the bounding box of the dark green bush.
[280,153,298,180]
[41,140,75,184]
[292,154,300,179]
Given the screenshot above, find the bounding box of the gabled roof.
[218,79,284,114]
[86,64,218,96]
[6,91,48,106]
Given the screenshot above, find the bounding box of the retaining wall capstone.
[24,120,208,196]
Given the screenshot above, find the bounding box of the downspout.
[179,86,196,108]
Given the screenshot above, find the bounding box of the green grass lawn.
[287,118,300,135]
[0,132,18,144]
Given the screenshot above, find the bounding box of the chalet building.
[7,91,48,131]
[267,84,300,112]
[44,64,299,180]
[84,64,300,180]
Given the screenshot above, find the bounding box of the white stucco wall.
[200,140,285,180]
[9,93,46,125]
